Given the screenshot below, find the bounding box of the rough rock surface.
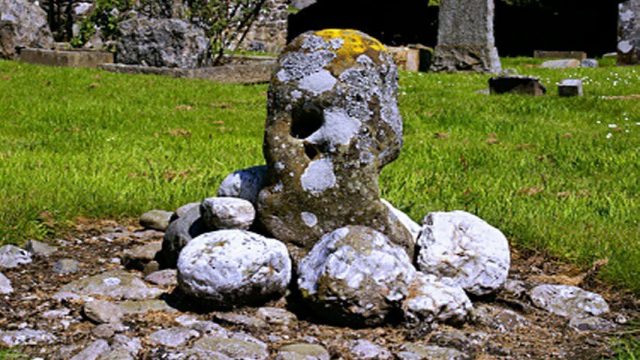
[541,59,581,69]
[201,197,256,230]
[472,304,528,332]
[431,0,501,73]
[0,244,32,268]
[70,339,110,360]
[53,258,80,274]
[397,343,469,360]
[276,343,330,360]
[618,0,640,64]
[148,327,199,348]
[258,29,413,258]
[347,339,392,359]
[402,273,472,324]
[0,271,12,294]
[569,316,617,332]
[256,307,297,326]
[83,300,124,324]
[116,17,210,68]
[416,211,510,296]
[188,336,269,359]
[298,226,416,326]
[54,270,162,301]
[121,241,162,270]
[139,209,174,231]
[0,0,54,59]
[144,269,177,286]
[160,204,208,267]
[529,284,610,318]
[25,239,58,257]
[381,199,421,242]
[0,329,56,347]
[177,230,291,305]
[217,165,268,205]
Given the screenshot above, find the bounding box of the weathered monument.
[431,0,502,72]
[618,0,640,64]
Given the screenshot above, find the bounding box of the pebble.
[121,241,162,270]
[0,272,13,294]
[53,258,80,274]
[148,327,200,348]
[275,343,330,360]
[25,239,58,257]
[144,269,177,286]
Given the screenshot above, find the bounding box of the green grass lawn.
[0,58,638,295]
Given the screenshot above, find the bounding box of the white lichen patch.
[306,107,361,151]
[298,70,337,95]
[403,273,472,324]
[177,230,292,304]
[300,158,336,195]
[277,50,335,83]
[300,212,318,227]
[416,211,510,296]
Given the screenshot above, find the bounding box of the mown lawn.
[0,58,638,294]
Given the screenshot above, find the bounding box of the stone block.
[558,79,583,97]
[533,50,587,60]
[489,76,546,96]
[387,46,421,72]
[18,48,113,68]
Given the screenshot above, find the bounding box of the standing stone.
[558,79,583,97]
[258,29,413,259]
[0,0,54,59]
[431,0,501,72]
[618,0,640,65]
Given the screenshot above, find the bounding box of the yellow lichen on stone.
[315,29,386,56]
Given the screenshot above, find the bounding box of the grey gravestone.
[619,0,640,64]
[431,0,501,73]
[558,79,583,97]
[489,76,546,96]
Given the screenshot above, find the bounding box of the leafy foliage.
[70,0,133,48]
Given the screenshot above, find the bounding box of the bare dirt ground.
[0,219,638,359]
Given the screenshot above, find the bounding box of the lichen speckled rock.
[258,29,413,259]
[177,230,291,306]
[529,284,610,319]
[416,211,510,296]
[402,273,472,325]
[200,197,256,230]
[297,226,416,327]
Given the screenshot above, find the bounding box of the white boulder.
[416,211,510,296]
[201,197,256,230]
[402,273,472,324]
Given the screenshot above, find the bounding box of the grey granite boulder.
[217,165,268,205]
[298,226,416,326]
[54,270,162,301]
[529,284,610,318]
[177,230,291,306]
[416,211,510,296]
[201,197,256,230]
[402,273,472,324]
[258,30,413,259]
[160,204,208,268]
[0,0,54,59]
[276,343,330,360]
[0,272,12,294]
[140,210,174,231]
[116,17,210,68]
[0,244,32,269]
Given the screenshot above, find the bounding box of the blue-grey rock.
[581,59,599,68]
[160,204,209,268]
[0,245,32,269]
[217,166,268,206]
[0,0,54,59]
